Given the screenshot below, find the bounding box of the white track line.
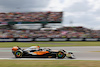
[0,58,100,60]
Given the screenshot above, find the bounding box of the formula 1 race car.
[12,46,75,59]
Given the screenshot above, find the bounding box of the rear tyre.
[56,51,66,59]
[15,51,23,58]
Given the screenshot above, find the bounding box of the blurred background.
[0,0,100,39]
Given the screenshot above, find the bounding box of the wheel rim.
[58,52,64,58]
[16,52,22,57]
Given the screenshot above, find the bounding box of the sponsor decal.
[70,38,83,41]
[35,38,50,41]
[16,38,33,41]
[0,38,14,41]
[53,38,67,41]
[85,38,98,41]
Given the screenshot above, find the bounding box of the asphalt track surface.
[0,46,100,60]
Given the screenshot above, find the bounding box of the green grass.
[0,60,100,67]
[0,42,100,47]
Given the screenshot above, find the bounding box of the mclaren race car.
[12,46,75,59]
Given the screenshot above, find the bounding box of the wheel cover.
[16,52,22,57]
[58,52,64,58]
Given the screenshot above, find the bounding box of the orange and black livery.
[12,46,75,59]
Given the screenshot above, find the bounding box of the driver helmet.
[36,46,40,50]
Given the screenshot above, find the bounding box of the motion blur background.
[0,0,100,39]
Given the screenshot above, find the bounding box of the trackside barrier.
[0,38,15,42]
[0,38,99,42]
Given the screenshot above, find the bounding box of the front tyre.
[56,51,66,59]
[15,51,23,58]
